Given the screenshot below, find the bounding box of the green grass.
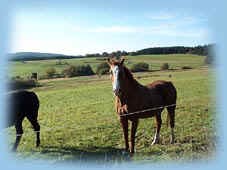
[5,66,216,164]
[5,54,215,164]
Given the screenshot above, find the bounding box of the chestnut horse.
[107,58,177,154]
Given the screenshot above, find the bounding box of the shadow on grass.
[40,145,132,164]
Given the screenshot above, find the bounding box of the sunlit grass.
[5,65,216,164]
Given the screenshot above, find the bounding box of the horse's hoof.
[151,139,160,145]
[170,137,175,144]
[130,151,134,154]
[130,151,135,157]
[151,142,156,145]
[170,140,175,144]
[125,147,129,152]
[11,147,17,152]
[121,149,130,156]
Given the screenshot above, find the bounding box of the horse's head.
[107,57,125,96]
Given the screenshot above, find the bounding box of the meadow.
[8,54,205,78]
[5,54,216,164]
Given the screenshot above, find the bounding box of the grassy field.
[8,54,206,78]
[5,54,216,165]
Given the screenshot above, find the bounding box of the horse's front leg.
[120,117,129,151]
[130,119,139,154]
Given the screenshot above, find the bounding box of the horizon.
[9,44,212,56]
[9,0,215,56]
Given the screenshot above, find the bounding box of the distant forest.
[132,44,214,56]
[96,44,214,57]
[9,44,215,61]
[85,44,215,58]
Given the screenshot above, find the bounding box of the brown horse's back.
[147,80,177,106]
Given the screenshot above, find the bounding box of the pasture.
[8,54,205,78]
[5,54,216,164]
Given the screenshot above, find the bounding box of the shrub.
[62,65,77,77]
[161,63,169,70]
[8,79,38,90]
[38,74,49,80]
[62,64,94,77]
[96,62,110,76]
[46,67,56,78]
[77,64,94,76]
[11,76,21,80]
[96,57,107,61]
[130,62,149,72]
[181,66,192,70]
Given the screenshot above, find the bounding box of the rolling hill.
[8,52,83,61]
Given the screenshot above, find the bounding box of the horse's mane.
[122,65,134,81]
[122,65,141,87]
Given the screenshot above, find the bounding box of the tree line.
[9,44,215,61]
[85,44,215,57]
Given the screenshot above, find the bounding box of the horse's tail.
[164,81,177,105]
[30,91,40,109]
[29,91,40,117]
[166,111,170,128]
[165,81,177,129]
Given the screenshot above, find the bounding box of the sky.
[2,1,227,170]
[9,0,217,55]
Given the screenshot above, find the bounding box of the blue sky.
[9,0,216,55]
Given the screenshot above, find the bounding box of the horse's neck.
[119,78,143,105]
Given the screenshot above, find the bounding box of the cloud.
[71,11,209,38]
[145,25,210,38]
[146,11,208,24]
[73,24,209,39]
[74,26,139,33]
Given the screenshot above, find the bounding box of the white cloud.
[73,26,139,33]
[93,26,137,33]
[145,25,210,38]
[146,11,209,25]
[71,11,209,38]
[72,24,209,39]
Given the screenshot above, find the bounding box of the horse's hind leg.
[167,106,176,144]
[130,119,139,153]
[27,114,40,147]
[12,119,23,151]
[152,112,162,145]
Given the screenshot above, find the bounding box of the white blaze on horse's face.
[111,65,121,96]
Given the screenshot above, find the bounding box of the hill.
[8,44,215,61]
[8,52,83,61]
[131,44,214,56]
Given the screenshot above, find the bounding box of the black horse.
[7,90,40,151]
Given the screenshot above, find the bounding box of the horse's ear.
[120,58,125,65]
